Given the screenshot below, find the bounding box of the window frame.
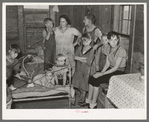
[112,5,132,37]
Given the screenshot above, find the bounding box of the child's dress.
[43,29,56,70]
[83,27,102,76]
[72,45,94,91]
[52,65,69,85]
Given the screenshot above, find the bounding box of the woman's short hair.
[85,14,96,24]
[59,15,71,25]
[107,31,120,45]
[107,31,120,40]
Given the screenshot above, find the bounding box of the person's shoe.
[89,103,97,109]
[71,97,76,106]
[88,105,97,109]
[79,102,89,107]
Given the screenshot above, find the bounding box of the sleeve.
[116,47,127,58]
[72,28,81,37]
[95,28,102,40]
[86,49,95,67]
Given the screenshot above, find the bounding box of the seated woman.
[83,31,127,109]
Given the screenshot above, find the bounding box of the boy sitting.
[6,44,21,90]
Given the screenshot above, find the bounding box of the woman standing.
[55,15,81,75]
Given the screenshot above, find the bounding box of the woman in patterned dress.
[55,15,81,75]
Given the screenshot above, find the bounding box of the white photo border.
[2,2,147,120]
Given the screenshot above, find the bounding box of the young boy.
[43,18,56,70]
[6,44,21,90]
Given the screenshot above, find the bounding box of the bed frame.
[12,90,72,108]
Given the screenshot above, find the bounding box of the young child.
[84,31,127,109]
[82,13,103,76]
[33,71,55,87]
[42,18,56,70]
[72,33,94,104]
[52,54,69,86]
[6,44,21,90]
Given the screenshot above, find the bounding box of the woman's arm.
[101,56,110,73]
[93,56,110,78]
[94,56,123,78]
[93,28,102,50]
[75,56,87,62]
[73,37,82,47]
[102,57,123,75]
[72,28,82,46]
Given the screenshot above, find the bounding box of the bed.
[11,54,74,109]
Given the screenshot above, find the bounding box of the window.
[24,5,49,10]
[113,5,132,35]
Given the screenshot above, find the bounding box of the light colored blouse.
[108,46,127,71]
[55,27,81,46]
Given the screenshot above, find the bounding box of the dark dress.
[72,45,94,91]
[83,27,102,76]
[44,30,56,70]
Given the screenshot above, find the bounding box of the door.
[23,8,50,52]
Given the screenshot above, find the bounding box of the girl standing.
[72,33,94,104]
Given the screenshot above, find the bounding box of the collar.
[110,46,120,54]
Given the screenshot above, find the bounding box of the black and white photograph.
[2,2,147,120]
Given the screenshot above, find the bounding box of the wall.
[55,5,111,33]
[132,5,144,74]
[6,6,19,53]
[6,5,112,53]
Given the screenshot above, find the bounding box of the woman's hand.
[93,72,104,78]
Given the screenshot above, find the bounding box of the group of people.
[42,13,127,109]
[6,13,127,109]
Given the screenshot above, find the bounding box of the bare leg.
[81,90,86,102]
[87,84,94,101]
[92,86,99,105]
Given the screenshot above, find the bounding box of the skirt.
[88,70,125,87]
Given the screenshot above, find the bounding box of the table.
[107,73,145,108]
